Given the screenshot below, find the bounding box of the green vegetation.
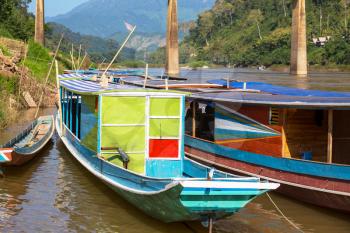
[24,40,53,82]
[150,0,350,68]
[118,60,146,68]
[0,74,18,95]
[0,0,34,40]
[189,60,209,69]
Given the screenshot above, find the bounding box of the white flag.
[124,21,135,32]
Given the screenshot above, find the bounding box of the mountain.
[45,22,135,62]
[48,0,215,37]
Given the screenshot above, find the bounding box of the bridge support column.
[35,0,45,46]
[290,0,307,76]
[165,0,180,77]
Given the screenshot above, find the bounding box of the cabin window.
[185,101,215,141]
[269,107,280,125]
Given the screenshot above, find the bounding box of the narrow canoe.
[0,115,55,166]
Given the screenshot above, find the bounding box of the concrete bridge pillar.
[290,0,307,76]
[35,0,45,46]
[165,0,180,77]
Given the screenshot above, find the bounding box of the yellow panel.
[102,96,145,124]
[150,98,180,116]
[149,119,179,138]
[102,126,145,151]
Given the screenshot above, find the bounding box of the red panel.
[149,139,179,158]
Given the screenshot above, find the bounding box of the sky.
[29,0,88,17]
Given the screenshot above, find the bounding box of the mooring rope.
[266,193,304,232]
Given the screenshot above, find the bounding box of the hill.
[45,23,136,63]
[48,0,215,37]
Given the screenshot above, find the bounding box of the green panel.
[102,153,145,174]
[102,97,145,124]
[102,126,145,151]
[150,98,180,116]
[149,119,179,138]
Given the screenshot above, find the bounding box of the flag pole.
[101,25,136,78]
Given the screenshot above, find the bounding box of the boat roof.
[209,79,350,98]
[58,74,187,95]
[190,90,350,109]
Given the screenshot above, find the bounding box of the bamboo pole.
[71,44,77,71]
[35,34,64,118]
[55,60,63,135]
[143,63,149,88]
[78,52,88,70]
[327,110,333,163]
[18,43,28,103]
[101,26,136,78]
[77,44,82,68]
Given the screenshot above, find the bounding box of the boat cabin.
[186,89,350,166]
[59,75,186,177]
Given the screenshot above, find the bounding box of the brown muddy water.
[0,69,350,233]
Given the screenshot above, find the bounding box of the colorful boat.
[0,115,54,166]
[55,74,279,223]
[182,79,350,213]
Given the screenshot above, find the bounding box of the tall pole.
[290,0,307,76]
[35,0,45,45]
[165,0,180,77]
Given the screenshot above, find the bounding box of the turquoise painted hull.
[56,116,274,222]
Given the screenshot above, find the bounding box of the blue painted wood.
[146,160,182,178]
[69,92,73,131]
[75,95,79,137]
[185,136,350,181]
[65,90,69,125]
[97,95,102,154]
[0,153,8,163]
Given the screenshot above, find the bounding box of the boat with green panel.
[56,73,279,223]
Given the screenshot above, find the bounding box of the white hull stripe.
[180,181,280,190]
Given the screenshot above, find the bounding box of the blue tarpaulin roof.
[208,80,350,98]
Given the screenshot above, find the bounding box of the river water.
[0,69,350,233]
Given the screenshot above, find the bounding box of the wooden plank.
[281,109,291,158]
[327,110,333,163]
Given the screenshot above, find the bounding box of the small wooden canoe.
[0,115,55,166]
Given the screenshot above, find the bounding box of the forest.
[150,0,350,68]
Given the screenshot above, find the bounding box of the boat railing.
[0,120,38,148]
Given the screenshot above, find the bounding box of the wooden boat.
[0,115,54,166]
[55,74,279,223]
[180,79,350,213]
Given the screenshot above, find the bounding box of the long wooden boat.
[0,115,55,166]
[180,79,350,213]
[55,74,279,223]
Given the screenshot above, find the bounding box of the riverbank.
[0,38,72,129]
[269,64,350,72]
